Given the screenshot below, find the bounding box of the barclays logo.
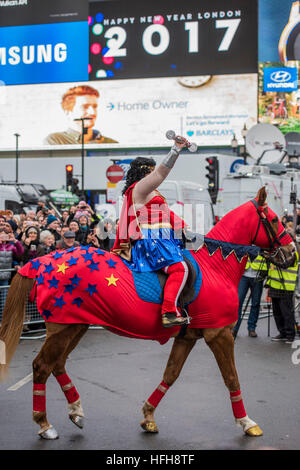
[270,71,292,83]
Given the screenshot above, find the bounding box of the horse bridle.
[250,199,291,266]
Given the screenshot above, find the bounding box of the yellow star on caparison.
[105,274,119,287]
[56,262,69,275]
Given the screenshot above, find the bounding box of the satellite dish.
[245,124,286,164]
[285,132,300,157]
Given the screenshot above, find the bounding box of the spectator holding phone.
[0,227,24,305]
[21,226,44,265]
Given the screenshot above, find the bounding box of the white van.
[0,185,26,213]
[158,180,215,235]
[215,164,300,218]
[0,183,60,215]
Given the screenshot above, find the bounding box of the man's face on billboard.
[67,95,98,131]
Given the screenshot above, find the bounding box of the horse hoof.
[140,420,159,433]
[245,425,263,436]
[39,426,59,440]
[69,414,84,429]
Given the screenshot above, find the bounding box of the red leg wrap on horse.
[33,383,46,413]
[147,381,170,408]
[230,390,246,418]
[161,262,188,316]
[55,373,80,404]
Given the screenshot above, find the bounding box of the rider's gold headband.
[140,165,155,171]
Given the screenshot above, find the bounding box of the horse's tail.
[0,273,34,381]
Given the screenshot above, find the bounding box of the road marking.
[7,373,33,391]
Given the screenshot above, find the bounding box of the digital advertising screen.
[0,0,89,85]
[88,0,258,81]
[259,0,300,63]
[0,73,257,151]
[258,62,300,135]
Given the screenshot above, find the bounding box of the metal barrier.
[0,269,102,341]
[0,281,46,339]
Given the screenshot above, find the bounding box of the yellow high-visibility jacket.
[245,255,268,272]
[266,252,299,292]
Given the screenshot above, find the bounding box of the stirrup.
[162,312,189,328]
[180,308,191,325]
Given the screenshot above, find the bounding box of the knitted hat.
[7,219,18,232]
[47,214,58,226]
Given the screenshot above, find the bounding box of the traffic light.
[71,178,80,195]
[205,157,219,204]
[66,164,73,191]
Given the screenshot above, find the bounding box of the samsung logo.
[270,71,292,83]
[0,43,67,65]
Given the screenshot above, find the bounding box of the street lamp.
[231,125,248,164]
[241,123,248,164]
[14,133,20,183]
[231,133,238,153]
[73,117,92,193]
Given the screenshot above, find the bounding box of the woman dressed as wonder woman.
[112,137,190,328]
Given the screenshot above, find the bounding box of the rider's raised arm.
[134,139,186,203]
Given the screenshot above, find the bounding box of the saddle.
[130,250,202,307]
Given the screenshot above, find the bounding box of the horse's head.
[251,187,296,268]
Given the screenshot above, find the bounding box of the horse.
[0,187,296,440]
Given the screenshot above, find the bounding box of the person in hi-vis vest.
[266,251,299,344]
[233,255,268,338]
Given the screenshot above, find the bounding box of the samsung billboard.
[0,0,89,85]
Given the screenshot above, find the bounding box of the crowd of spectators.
[0,198,118,292]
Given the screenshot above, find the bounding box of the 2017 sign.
[89,0,258,81]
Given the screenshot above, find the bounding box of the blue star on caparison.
[87,261,100,272]
[52,251,64,260]
[66,247,77,253]
[53,295,66,308]
[72,297,84,307]
[67,256,79,267]
[95,249,105,256]
[80,245,91,252]
[85,284,98,296]
[69,274,82,286]
[43,262,55,275]
[64,283,77,294]
[42,309,53,320]
[81,252,94,262]
[36,273,44,286]
[48,276,59,289]
[30,259,42,270]
[106,258,117,268]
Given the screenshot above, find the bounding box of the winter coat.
[0,241,24,280]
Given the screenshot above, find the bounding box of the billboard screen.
[0,0,89,85]
[258,62,300,134]
[259,0,300,63]
[0,73,257,151]
[88,0,258,81]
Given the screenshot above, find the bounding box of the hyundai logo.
[270,71,292,83]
